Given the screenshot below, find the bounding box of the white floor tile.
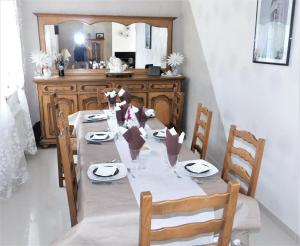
[0,148,69,246]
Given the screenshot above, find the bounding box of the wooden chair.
[170,92,184,132]
[222,125,265,198]
[50,93,77,187]
[57,111,78,226]
[191,104,213,160]
[97,87,119,109]
[139,181,240,246]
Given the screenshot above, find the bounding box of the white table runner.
[107,116,215,245]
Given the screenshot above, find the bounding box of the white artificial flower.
[166,52,184,67]
[30,50,52,68]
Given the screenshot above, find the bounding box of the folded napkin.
[123,126,145,160]
[135,107,148,128]
[94,165,117,177]
[166,127,185,166]
[105,90,117,105]
[87,113,106,121]
[124,105,140,128]
[119,89,131,103]
[185,162,210,174]
[90,132,109,141]
[154,128,167,138]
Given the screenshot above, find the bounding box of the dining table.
[53,110,261,246]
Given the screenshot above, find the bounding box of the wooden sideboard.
[33,74,184,147]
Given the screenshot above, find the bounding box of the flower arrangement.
[167,52,184,68]
[163,52,184,76]
[54,49,71,76]
[30,50,52,78]
[30,50,52,69]
[54,49,71,69]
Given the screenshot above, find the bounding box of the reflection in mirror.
[44,21,168,69]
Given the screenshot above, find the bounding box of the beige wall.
[183,0,300,236]
[19,0,183,124]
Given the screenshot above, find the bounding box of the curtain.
[0,0,37,199]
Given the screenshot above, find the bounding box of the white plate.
[85,131,114,142]
[87,163,127,182]
[176,159,219,178]
[84,113,107,121]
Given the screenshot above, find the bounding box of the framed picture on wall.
[96,33,104,39]
[253,0,296,65]
[145,24,152,49]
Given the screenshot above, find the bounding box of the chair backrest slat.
[57,111,78,226]
[231,146,255,165]
[222,125,265,197]
[191,104,212,160]
[152,193,229,215]
[151,220,224,242]
[139,181,240,246]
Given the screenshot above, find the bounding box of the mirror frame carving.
[34,13,176,75]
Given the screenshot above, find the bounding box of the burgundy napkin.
[135,107,148,128]
[120,91,132,103]
[115,103,130,125]
[123,126,145,160]
[166,129,182,166]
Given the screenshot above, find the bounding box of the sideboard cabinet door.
[148,92,173,126]
[130,92,147,108]
[42,94,78,139]
[79,94,99,110]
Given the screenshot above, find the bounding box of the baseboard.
[259,202,300,243]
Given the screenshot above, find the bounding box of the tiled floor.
[0,148,299,246]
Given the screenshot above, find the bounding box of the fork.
[127,168,135,179]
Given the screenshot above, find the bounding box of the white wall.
[183,0,300,236]
[112,23,136,55]
[19,0,183,124]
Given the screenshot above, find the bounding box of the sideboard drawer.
[149,81,178,91]
[41,84,76,93]
[114,82,147,91]
[78,84,112,92]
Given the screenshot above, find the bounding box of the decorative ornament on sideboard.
[106,57,132,77]
[162,52,184,77]
[54,49,71,76]
[30,50,52,78]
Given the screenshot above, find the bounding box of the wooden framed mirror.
[35,13,176,75]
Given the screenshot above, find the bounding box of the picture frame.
[253,0,296,66]
[96,33,104,39]
[145,24,152,49]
